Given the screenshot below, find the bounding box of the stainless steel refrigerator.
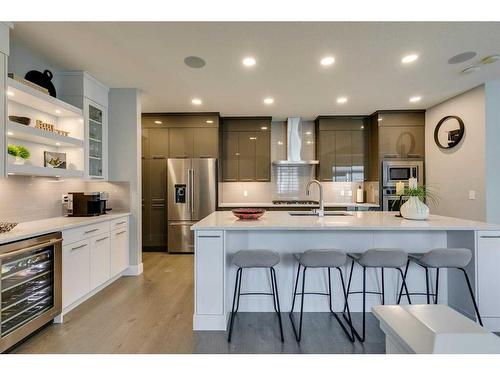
[167,158,217,253]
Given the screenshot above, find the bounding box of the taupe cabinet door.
[194,128,218,158]
[318,130,336,181]
[142,128,168,250]
[222,131,239,181]
[221,131,271,182]
[169,128,194,158]
[379,126,424,159]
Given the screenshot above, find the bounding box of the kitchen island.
[191,211,500,331]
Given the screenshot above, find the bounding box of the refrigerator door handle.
[190,169,195,214]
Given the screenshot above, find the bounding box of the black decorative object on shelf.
[8,116,31,126]
[434,115,465,149]
[24,70,57,97]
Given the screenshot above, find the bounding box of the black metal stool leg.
[361,266,366,342]
[290,263,301,313]
[460,268,483,326]
[343,259,355,313]
[270,268,278,313]
[335,267,355,342]
[397,267,412,305]
[381,267,385,305]
[271,267,284,342]
[425,266,430,304]
[435,268,440,304]
[228,268,242,342]
[397,259,411,304]
[289,266,307,341]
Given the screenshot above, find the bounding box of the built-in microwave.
[382,160,423,188]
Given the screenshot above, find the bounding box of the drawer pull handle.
[116,230,127,235]
[71,244,88,251]
[84,228,99,234]
[96,236,109,242]
[198,235,221,238]
[480,235,500,238]
[115,221,126,225]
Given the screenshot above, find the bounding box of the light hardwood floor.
[11,253,385,354]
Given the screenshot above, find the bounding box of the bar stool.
[289,249,355,342]
[343,248,411,342]
[227,249,284,342]
[396,248,483,326]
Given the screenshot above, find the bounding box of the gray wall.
[425,86,486,221]
[485,80,500,224]
[108,88,142,270]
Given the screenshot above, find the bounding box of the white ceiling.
[10,22,500,119]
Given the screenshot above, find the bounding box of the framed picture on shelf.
[44,151,67,169]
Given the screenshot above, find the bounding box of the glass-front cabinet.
[85,99,107,179]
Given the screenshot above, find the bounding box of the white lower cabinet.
[62,215,129,313]
[111,228,129,277]
[477,231,500,318]
[90,234,111,290]
[62,239,91,309]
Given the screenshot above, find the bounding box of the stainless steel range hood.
[272,117,319,165]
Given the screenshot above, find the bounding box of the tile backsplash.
[0,176,130,223]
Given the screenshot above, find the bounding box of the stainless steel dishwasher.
[0,232,62,352]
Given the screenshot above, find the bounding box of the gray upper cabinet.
[377,111,425,159]
[169,128,194,158]
[194,127,219,158]
[221,117,271,182]
[316,117,366,182]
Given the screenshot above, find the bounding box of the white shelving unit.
[5,77,85,178]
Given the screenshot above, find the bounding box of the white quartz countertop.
[0,212,131,245]
[191,211,500,231]
[218,202,380,208]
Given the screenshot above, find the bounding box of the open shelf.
[7,78,83,118]
[7,164,84,178]
[7,121,84,148]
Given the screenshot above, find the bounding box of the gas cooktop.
[272,200,319,205]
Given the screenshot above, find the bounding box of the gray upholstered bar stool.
[289,249,355,342]
[397,248,483,326]
[227,249,284,342]
[343,249,411,342]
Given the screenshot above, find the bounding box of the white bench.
[372,304,500,354]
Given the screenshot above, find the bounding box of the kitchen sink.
[288,211,353,217]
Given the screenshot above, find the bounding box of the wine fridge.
[0,232,62,352]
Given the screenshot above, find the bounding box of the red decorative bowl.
[231,208,266,220]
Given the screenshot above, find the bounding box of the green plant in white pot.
[8,144,31,165]
[397,179,438,220]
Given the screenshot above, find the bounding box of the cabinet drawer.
[110,216,129,230]
[63,221,110,245]
[90,234,111,290]
[62,239,90,308]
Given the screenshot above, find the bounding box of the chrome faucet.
[306,179,324,217]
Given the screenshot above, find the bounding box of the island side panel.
[193,230,226,330]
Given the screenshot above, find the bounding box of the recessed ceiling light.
[337,97,348,104]
[401,54,418,64]
[206,120,214,124]
[461,66,481,74]
[361,125,365,129]
[320,56,335,66]
[55,109,61,114]
[191,98,202,105]
[378,118,383,122]
[154,120,162,124]
[7,131,13,136]
[263,97,274,105]
[243,57,256,67]
[448,51,477,64]
[56,142,61,146]
[409,96,421,103]
[7,91,14,97]
[261,126,268,130]
[184,56,206,69]
[481,55,500,65]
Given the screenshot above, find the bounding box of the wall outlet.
[61,194,69,204]
[469,190,476,200]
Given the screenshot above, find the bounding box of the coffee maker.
[65,192,110,217]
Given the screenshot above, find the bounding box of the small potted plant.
[396,179,438,220]
[8,144,31,165]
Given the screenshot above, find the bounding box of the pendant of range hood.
[272,117,319,165]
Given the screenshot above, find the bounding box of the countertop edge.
[0,212,131,245]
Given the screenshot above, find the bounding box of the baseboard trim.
[193,313,228,331]
[124,263,143,276]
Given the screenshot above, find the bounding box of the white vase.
[13,156,25,165]
[400,196,429,220]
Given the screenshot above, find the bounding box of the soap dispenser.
[356,186,364,203]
